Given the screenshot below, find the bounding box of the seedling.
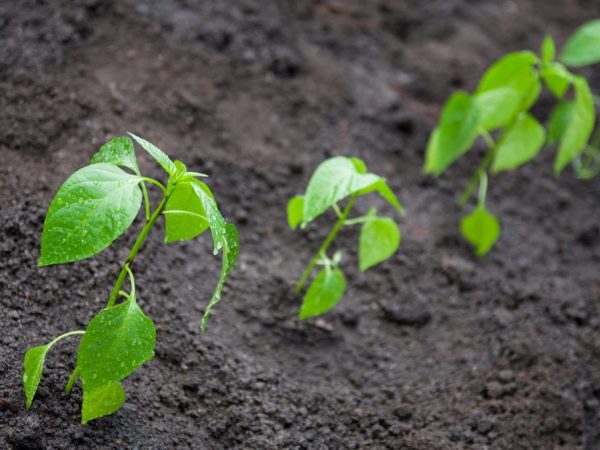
[424,20,600,255]
[23,134,239,423]
[288,156,404,319]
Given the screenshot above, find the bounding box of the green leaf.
[541,35,556,64]
[90,137,140,175]
[424,92,480,176]
[547,101,574,146]
[39,163,143,266]
[78,297,156,394]
[460,206,500,257]
[474,87,522,131]
[476,51,540,112]
[164,182,210,243]
[81,381,125,424]
[355,179,405,215]
[541,63,571,98]
[299,267,346,319]
[359,212,401,272]
[287,196,304,229]
[492,113,546,173]
[350,157,367,174]
[23,345,50,410]
[189,180,228,255]
[560,19,600,67]
[554,76,595,173]
[128,133,177,176]
[301,157,381,226]
[201,223,239,332]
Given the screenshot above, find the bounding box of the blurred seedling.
[23,135,239,423]
[424,19,600,255]
[288,156,404,319]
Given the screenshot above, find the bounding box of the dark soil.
[2,0,600,448]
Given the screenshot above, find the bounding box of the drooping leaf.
[547,101,574,146]
[128,133,177,176]
[23,345,50,410]
[287,196,304,229]
[39,163,143,266]
[460,206,501,257]
[299,267,346,319]
[356,179,405,215]
[201,223,239,332]
[476,51,540,112]
[541,35,556,64]
[492,113,546,173]
[554,76,595,173]
[541,63,571,98]
[81,381,125,424]
[424,92,480,176]
[190,179,228,255]
[164,181,210,243]
[560,19,600,67]
[301,157,381,226]
[358,212,401,271]
[77,297,156,394]
[90,137,140,175]
[474,87,522,131]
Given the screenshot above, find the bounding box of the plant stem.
[66,190,171,393]
[459,131,496,206]
[295,196,356,293]
[477,172,488,207]
[49,330,85,347]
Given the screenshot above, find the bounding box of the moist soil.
[2,1,600,449]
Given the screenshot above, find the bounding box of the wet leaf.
[461,206,500,256]
[299,267,346,319]
[359,212,401,271]
[23,345,50,410]
[128,133,177,176]
[81,381,125,424]
[164,181,210,243]
[90,137,139,175]
[560,19,600,67]
[39,163,143,266]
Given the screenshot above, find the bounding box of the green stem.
[295,196,357,293]
[141,183,151,221]
[477,172,488,207]
[49,330,85,347]
[66,190,171,393]
[459,130,496,206]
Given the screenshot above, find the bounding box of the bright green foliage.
[287,195,304,229]
[359,210,401,272]
[423,21,600,256]
[560,19,600,67]
[554,76,595,173]
[424,92,479,176]
[290,156,403,319]
[299,267,346,319]
[460,206,500,257]
[23,345,49,410]
[39,164,143,266]
[26,134,238,423]
[492,113,545,173]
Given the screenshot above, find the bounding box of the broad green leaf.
[554,76,595,173]
[461,206,500,256]
[81,381,125,424]
[128,133,177,176]
[424,92,480,176]
[547,101,574,146]
[359,212,401,271]
[476,51,540,112]
[560,19,600,67]
[201,223,239,332]
[356,179,405,215]
[301,157,380,226]
[492,113,545,173]
[474,87,522,131]
[90,137,140,175]
[78,296,155,394]
[164,182,210,243]
[299,267,346,319]
[287,196,304,229]
[541,35,556,64]
[23,345,50,410]
[541,63,571,98]
[39,163,143,266]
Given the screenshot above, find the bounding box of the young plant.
[424,19,600,255]
[23,134,239,423]
[288,156,404,319]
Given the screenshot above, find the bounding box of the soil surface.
[2,1,600,449]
